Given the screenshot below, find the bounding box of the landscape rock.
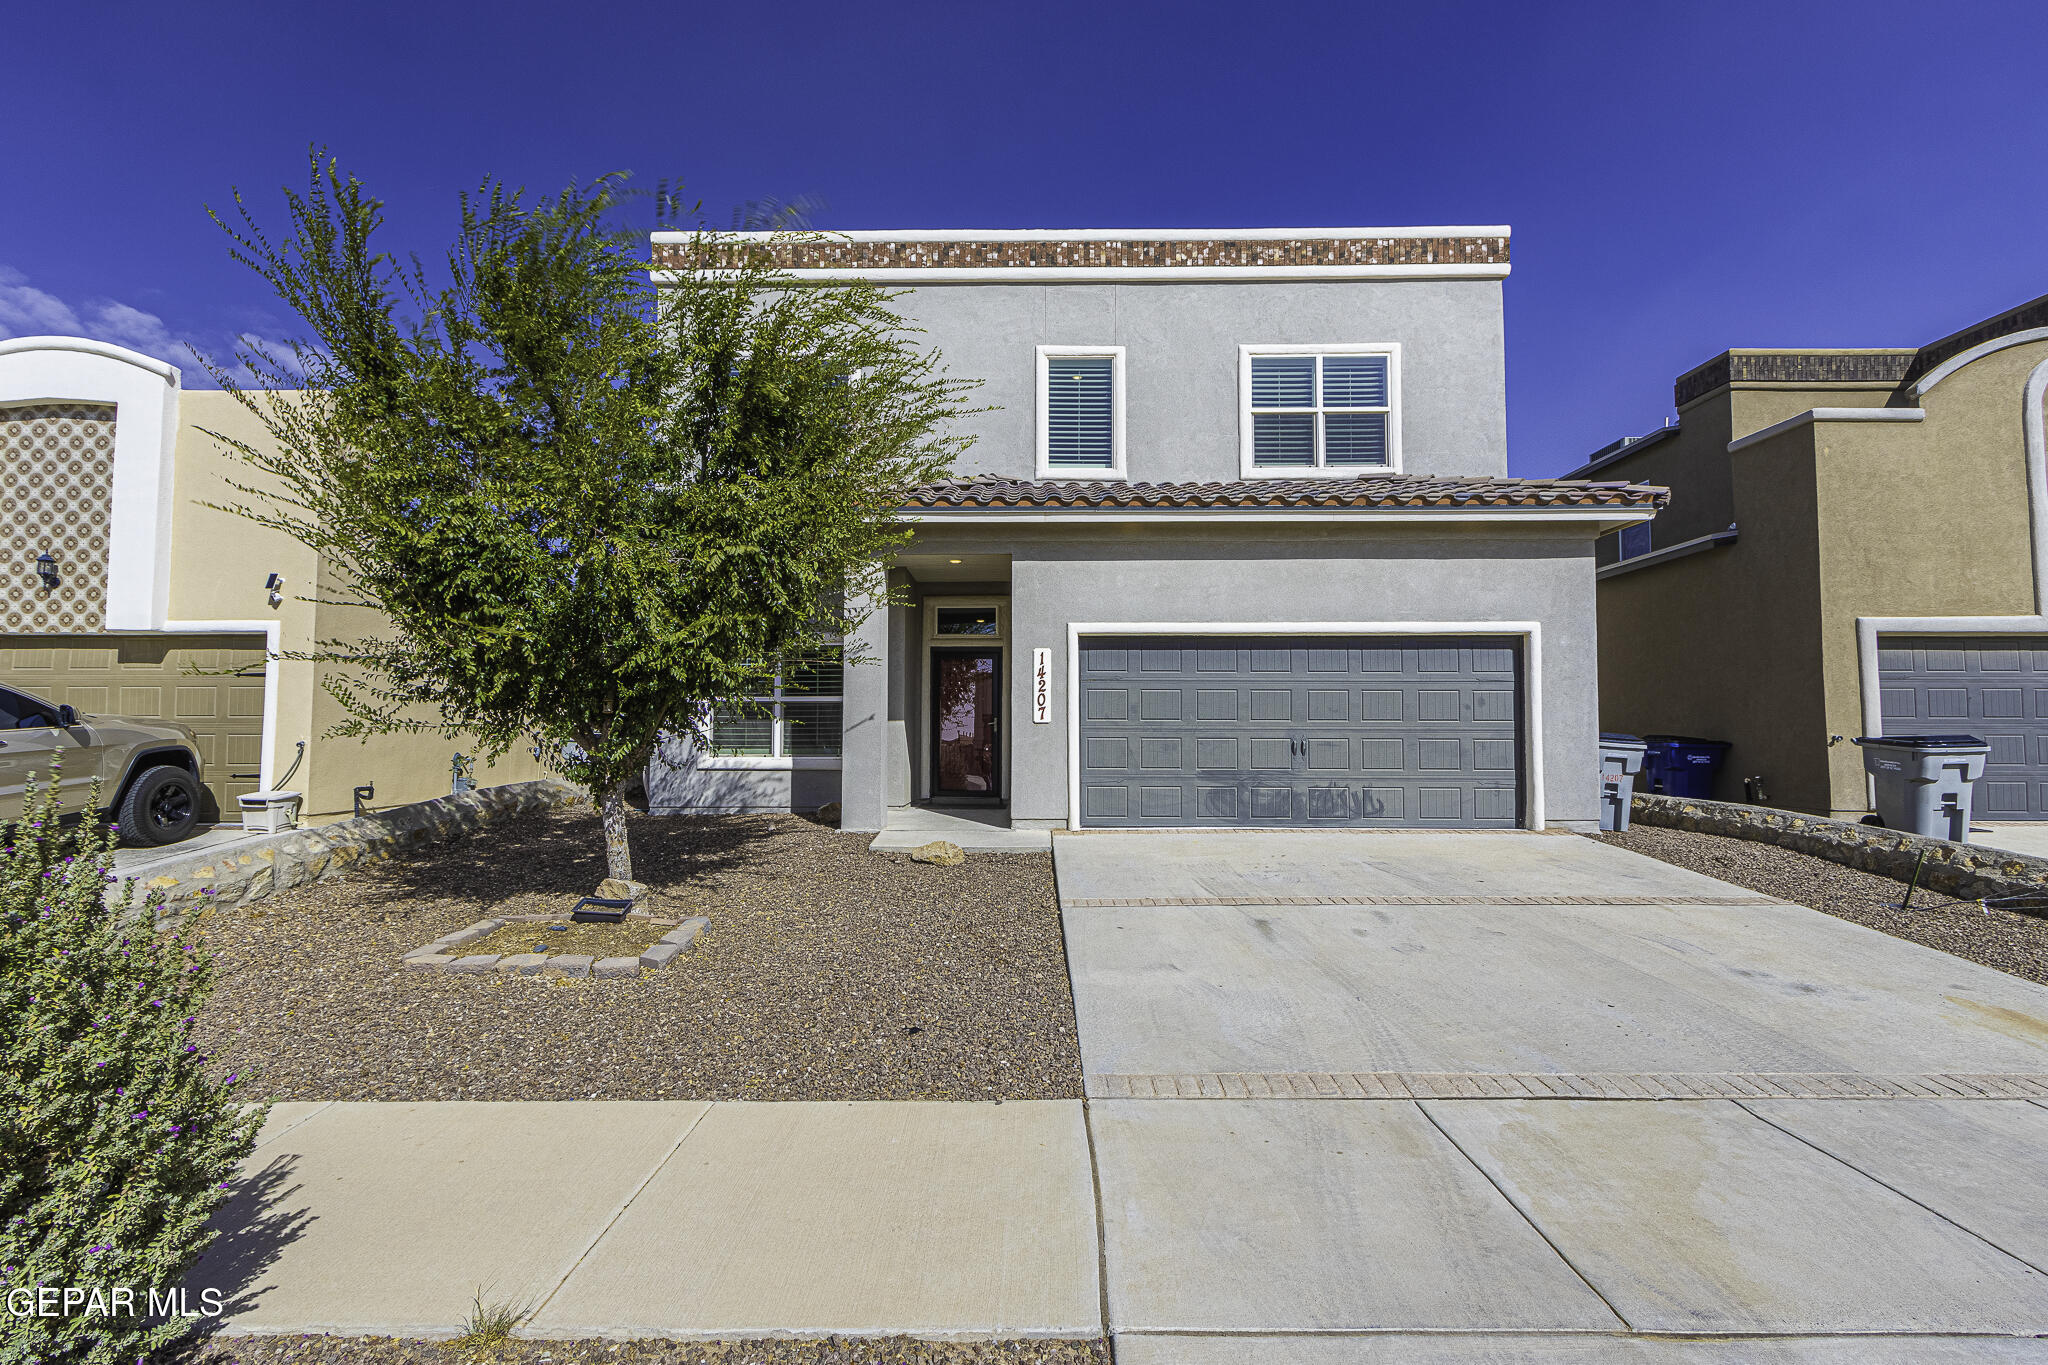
[122,778,585,928]
[595,877,649,902]
[909,840,966,867]
[814,801,842,827]
[1633,791,2048,904]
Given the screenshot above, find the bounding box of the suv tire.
[119,766,202,847]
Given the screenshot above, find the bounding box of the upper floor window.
[1617,522,1652,560]
[1239,345,1401,477]
[1037,346,1126,479]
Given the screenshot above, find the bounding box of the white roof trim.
[651,264,1511,284]
[0,335,181,385]
[650,226,1511,244]
[1912,327,2048,396]
[1726,406,1925,454]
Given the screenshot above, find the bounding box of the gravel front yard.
[187,1335,1109,1365]
[1597,824,2048,986]
[188,808,1080,1102]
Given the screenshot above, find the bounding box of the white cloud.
[0,265,304,387]
[0,265,85,337]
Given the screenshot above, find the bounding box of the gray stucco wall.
[645,731,842,814]
[837,522,1603,833]
[890,280,1508,483]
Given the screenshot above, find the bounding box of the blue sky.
[3,1,2043,476]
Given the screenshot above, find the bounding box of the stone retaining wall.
[126,779,586,924]
[1631,792,2048,903]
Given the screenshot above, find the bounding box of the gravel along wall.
[1632,792,2048,905]
[122,779,586,925]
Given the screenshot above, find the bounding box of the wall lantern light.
[34,552,58,590]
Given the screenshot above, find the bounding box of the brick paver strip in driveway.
[528,1099,1099,1339]
[1087,1099,1622,1334]
[1088,1071,2048,1099]
[1423,1098,2048,1334]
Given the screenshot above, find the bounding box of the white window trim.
[701,655,845,767]
[1036,345,1127,481]
[923,596,1008,644]
[1238,343,1402,478]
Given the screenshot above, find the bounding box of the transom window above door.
[1240,345,1401,476]
[1037,346,1126,479]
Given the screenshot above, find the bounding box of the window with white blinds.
[1037,346,1126,478]
[1239,346,1401,476]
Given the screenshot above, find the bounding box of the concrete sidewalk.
[207,1100,1099,1341]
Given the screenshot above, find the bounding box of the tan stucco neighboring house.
[0,336,549,825]
[1566,292,2048,820]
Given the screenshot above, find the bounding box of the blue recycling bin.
[1642,735,1731,799]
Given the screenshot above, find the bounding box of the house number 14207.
[1032,648,1051,723]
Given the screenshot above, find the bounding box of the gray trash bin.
[1851,734,1990,841]
[1599,732,1648,832]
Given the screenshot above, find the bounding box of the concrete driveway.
[1057,830,2048,1360]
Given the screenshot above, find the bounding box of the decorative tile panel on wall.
[0,404,115,633]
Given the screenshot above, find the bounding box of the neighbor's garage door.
[1077,635,1523,827]
[1879,637,2048,820]
[0,634,267,817]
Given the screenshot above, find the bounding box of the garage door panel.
[1078,634,1523,828]
[1878,637,2048,820]
[65,685,110,712]
[1,633,267,822]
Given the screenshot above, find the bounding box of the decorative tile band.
[1062,894,1786,908]
[1087,1071,2048,1100]
[1673,351,1916,408]
[654,235,1510,273]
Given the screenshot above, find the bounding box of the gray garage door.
[1879,637,2048,820]
[1077,634,1523,827]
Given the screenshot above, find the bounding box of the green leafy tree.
[204,154,975,880]
[0,771,263,1364]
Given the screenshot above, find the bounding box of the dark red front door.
[933,650,1001,797]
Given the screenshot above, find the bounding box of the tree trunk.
[601,783,634,883]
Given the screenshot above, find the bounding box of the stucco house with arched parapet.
[1566,292,2048,821]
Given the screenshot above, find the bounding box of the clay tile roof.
[901,474,1670,511]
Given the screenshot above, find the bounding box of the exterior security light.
[34,552,58,589]
[265,572,286,607]
[948,558,963,564]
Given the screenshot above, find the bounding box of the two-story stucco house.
[644,227,1667,836]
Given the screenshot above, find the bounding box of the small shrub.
[0,769,264,1363]
[447,1285,529,1354]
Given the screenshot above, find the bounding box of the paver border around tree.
[402,913,710,978]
